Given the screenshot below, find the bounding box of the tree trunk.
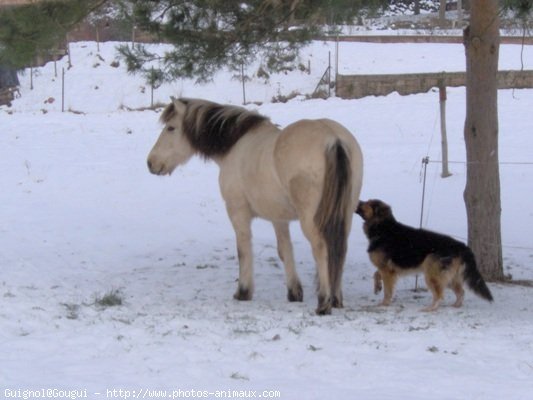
[457,0,463,21]
[414,0,420,15]
[463,0,504,281]
[439,0,447,25]
[0,66,20,106]
[288,0,300,26]
[0,66,19,88]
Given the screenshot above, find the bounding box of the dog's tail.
[314,140,352,302]
[462,248,493,302]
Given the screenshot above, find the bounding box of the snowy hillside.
[1,40,533,399]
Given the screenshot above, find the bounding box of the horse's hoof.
[287,283,303,302]
[315,295,332,315]
[315,304,332,315]
[233,286,252,301]
[332,296,343,308]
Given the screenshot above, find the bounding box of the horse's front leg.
[273,221,303,302]
[227,205,254,301]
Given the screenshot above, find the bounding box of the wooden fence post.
[62,67,65,112]
[328,51,331,97]
[241,63,246,105]
[96,25,100,53]
[439,83,452,177]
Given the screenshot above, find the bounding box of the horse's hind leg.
[289,177,331,315]
[273,221,303,302]
[304,221,331,315]
[227,205,254,301]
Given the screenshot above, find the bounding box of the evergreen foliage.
[0,0,387,80]
[502,0,533,19]
[116,0,386,84]
[0,0,106,68]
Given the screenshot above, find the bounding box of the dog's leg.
[422,276,444,311]
[422,298,442,312]
[379,269,396,306]
[421,257,445,311]
[450,272,465,308]
[373,270,383,294]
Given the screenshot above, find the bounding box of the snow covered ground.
[1,40,533,400]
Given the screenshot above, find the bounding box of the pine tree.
[1,0,387,81]
[0,0,107,68]
[117,0,386,85]
[502,0,533,18]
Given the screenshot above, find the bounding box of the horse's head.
[147,98,194,175]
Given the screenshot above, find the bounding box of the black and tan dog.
[355,199,493,311]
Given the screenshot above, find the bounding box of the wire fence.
[418,156,533,252]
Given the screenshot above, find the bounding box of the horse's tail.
[462,247,494,302]
[314,139,352,304]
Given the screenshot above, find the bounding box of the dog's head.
[355,199,394,223]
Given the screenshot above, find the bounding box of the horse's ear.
[172,97,187,115]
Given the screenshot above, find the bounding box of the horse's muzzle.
[147,159,162,175]
[147,158,171,175]
[147,159,156,174]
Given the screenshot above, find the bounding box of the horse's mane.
[162,98,269,158]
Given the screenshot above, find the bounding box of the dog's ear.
[375,201,392,219]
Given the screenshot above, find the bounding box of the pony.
[147,98,363,315]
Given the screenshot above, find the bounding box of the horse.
[147,98,363,315]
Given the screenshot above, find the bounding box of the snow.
[1,40,533,400]
[337,41,533,74]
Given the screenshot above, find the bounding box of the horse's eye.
[167,126,175,132]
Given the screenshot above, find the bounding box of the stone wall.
[325,35,533,45]
[336,70,533,99]
[0,0,43,6]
